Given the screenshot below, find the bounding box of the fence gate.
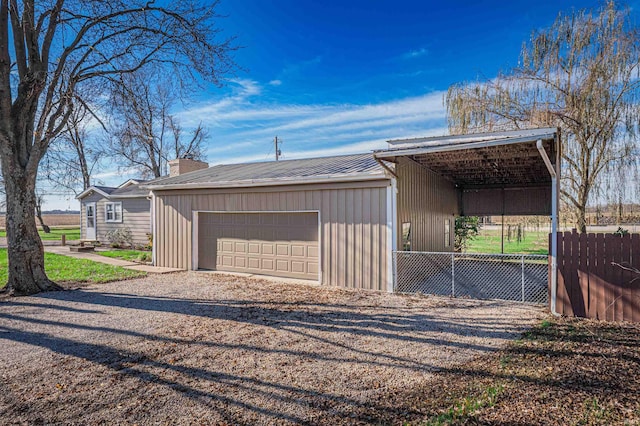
[393,251,548,304]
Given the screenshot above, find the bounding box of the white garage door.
[197,212,319,280]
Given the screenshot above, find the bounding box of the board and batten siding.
[396,157,459,252]
[80,193,151,245]
[153,180,391,291]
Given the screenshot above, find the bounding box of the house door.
[86,203,96,240]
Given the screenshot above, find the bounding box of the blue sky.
[47,0,632,210]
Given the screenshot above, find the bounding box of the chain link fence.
[393,251,548,304]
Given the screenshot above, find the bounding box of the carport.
[374,127,560,307]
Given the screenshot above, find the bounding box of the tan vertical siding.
[153,180,390,291]
[396,157,459,252]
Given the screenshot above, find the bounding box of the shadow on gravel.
[0,286,538,424]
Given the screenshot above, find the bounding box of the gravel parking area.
[0,272,544,425]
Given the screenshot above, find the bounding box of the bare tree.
[44,97,104,193]
[34,192,50,233]
[445,1,640,233]
[0,0,236,295]
[109,73,208,179]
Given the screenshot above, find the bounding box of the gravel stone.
[0,272,544,425]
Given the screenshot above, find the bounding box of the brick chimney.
[168,158,209,177]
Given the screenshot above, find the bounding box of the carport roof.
[144,153,388,190]
[374,128,558,188]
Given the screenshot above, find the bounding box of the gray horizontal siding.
[80,195,150,245]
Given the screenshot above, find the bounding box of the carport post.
[536,139,559,315]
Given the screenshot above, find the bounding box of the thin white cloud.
[403,48,428,59]
[268,79,282,86]
[178,89,448,166]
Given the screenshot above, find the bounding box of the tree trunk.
[3,169,60,295]
[35,198,51,233]
[576,205,588,234]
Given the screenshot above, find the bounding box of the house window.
[402,222,411,251]
[444,219,451,248]
[105,202,123,223]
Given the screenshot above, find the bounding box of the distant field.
[0,227,80,241]
[467,228,549,255]
[0,214,79,229]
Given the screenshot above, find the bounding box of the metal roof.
[384,127,557,149]
[77,181,150,200]
[375,127,559,188]
[109,181,150,198]
[144,153,387,190]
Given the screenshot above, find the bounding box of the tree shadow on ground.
[0,285,541,424]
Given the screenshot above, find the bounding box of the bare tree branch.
[446,1,640,232]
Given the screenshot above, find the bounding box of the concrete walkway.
[44,246,183,274]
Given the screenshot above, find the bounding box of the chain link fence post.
[521,254,525,302]
[451,252,455,297]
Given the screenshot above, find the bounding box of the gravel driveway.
[0,272,544,425]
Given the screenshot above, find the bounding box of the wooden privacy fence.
[551,231,640,322]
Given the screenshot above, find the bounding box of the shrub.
[105,228,134,248]
[138,252,151,262]
[455,216,480,252]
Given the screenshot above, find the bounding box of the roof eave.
[374,132,557,160]
[76,186,111,200]
[109,193,151,199]
[143,172,389,191]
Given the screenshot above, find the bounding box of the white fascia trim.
[151,191,157,266]
[143,173,389,191]
[386,127,558,145]
[385,178,398,293]
[374,133,557,160]
[109,193,152,199]
[76,186,111,200]
[117,179,140,188]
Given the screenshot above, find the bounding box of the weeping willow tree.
[446,1,640,233]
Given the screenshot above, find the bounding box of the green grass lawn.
[466,228,549,255]
[0,227,81,241]
[0,249,145,288]
[97,249,151,263]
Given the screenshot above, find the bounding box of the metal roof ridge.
[385,127,557,147]
[144,170,389,190]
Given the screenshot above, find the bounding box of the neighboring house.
[77,179,152,246]
[143,128,560,292]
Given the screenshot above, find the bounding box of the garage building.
[144,128,559,294]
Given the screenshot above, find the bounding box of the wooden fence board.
[587,233,596,318]
[577,232,588,317]
[595,233,606,320]
[613,234,623,322]
[632,234,640,323]
[551,232,640,323]
[622,235,632,322]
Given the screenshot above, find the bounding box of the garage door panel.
[235,256,246,268]
[291,245,305,257]
[291,261,305,273]
[262,258,274,270]
[276,244,289,256]
[262,243,274,255]
[198,212,319,280]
